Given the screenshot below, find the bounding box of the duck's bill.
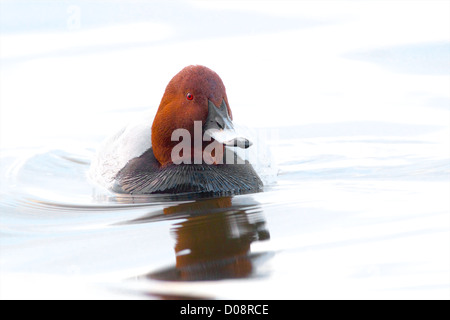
[203,99,252,149]
[206,128,252,149]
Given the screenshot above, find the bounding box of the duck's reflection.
[142,196,271,281]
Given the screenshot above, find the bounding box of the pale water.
[1,0,449,299]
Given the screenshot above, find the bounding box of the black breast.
[112,148,263,195]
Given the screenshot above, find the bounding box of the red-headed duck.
[90,65,263,195]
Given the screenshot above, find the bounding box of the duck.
[90,65,263,195]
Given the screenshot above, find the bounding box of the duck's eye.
[186,92,194,101]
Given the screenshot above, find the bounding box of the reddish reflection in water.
[145,197,271,281]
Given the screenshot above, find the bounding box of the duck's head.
[151,65,250,166]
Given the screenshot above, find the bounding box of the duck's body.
[90,65,263,196]
[112,147,262,195]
